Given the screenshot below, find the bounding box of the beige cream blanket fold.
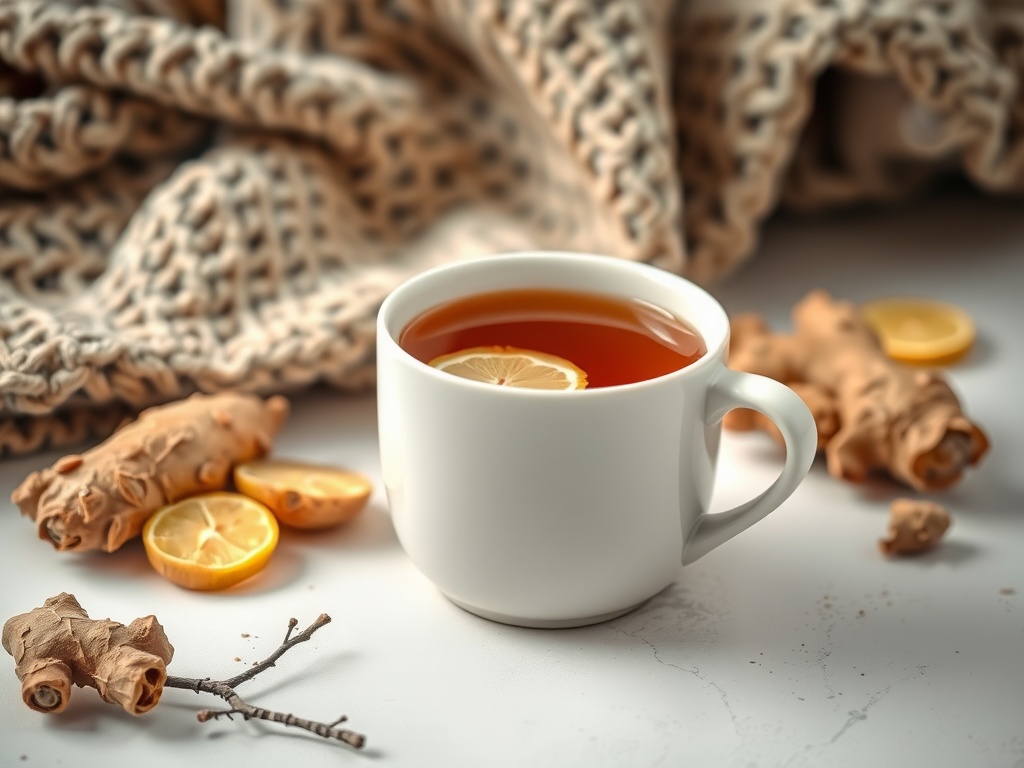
[1,0,1022,456]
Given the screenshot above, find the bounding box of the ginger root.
[2,593,173,715]
[12,393,290,553]
[3,596,366,748]
[879,498,952,556]
[725,290,988,491]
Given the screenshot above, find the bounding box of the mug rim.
[377,250,729,395]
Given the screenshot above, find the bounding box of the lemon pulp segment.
[428,346,588,390]
[862,297,975,364]
[142,493,279,590]
[234,459,372,530]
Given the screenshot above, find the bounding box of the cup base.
[446,595,649,629]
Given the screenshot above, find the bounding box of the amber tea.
[399,287,706,388]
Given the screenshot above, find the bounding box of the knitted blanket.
[2,0,1022,457]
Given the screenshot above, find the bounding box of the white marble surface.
[1,188,1022,768]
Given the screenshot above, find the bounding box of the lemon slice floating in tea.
[861,297,975,364]
[429,346,588,390]
[234,459,372,530]
[142,492,279,591]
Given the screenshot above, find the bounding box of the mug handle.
[681,369,818,565]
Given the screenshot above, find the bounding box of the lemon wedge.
[428,345,588,390]
[234,459,372,530]
[862,297,975,365]
[142,493,279,591]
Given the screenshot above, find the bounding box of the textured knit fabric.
[1,0,1022,455]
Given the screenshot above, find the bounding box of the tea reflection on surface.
[399,288,706,388]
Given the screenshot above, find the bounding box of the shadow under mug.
[377,251,817,628]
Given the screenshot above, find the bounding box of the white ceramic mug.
[377,252,816,628]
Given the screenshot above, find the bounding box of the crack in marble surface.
[779,685,895,767]
[614,627,743,738]
[827,686,892,745]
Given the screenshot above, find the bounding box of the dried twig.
[164,614,365,749]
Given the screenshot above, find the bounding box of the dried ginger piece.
[2,593,173,715]
[879,498,952,556]
[12,393,290,553]
[725,290,988,491]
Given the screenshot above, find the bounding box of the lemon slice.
[862,297,975,364]
[234,459,372,530]
[142,493,279,591]
[428,345,588,390]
